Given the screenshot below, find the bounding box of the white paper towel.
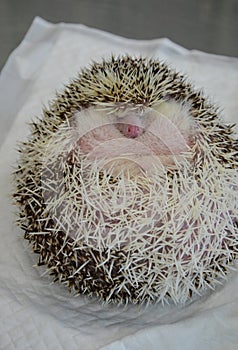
[1,17,238,350]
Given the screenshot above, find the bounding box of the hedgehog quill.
[13,56,238,305]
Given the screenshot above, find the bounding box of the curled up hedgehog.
[13,55,238,305]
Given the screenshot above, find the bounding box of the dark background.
[0,0,238,70]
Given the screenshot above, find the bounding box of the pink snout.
[119,123,144,138]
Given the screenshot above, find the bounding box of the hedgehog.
[13,55,238,305]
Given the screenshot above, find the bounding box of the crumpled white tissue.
[1,17,238,350]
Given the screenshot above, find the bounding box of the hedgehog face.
[76,101,195,174]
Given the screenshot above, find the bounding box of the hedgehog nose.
[126,124,142,138]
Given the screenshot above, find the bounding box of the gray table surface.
[0,0,238,71]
